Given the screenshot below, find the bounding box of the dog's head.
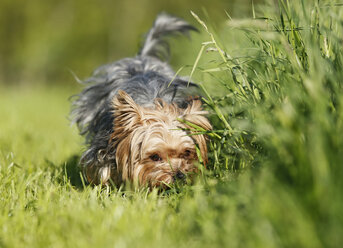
[110,90,211,188]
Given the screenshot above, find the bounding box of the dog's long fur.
[71,13,211,188]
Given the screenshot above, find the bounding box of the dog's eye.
[183,149,191,158]
[150,154,162,162]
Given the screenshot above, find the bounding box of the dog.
[71,13,211,188]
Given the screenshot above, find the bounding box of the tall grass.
[0,0,342,247]
[191,0,343,246]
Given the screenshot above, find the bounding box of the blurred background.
[0,0,264,87]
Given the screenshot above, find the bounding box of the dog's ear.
[112,90,144,128]
[180,99,212,164]
[182,99,212,130]
[111,90,144,180]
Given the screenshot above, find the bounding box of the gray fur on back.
[70,13,199,180]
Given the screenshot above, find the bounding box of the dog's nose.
[175,171,185,180]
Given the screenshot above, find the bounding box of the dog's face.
[111,90,211,188]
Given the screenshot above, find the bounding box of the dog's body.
[71,14,211,188]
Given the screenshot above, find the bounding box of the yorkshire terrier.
[71,13,211,188]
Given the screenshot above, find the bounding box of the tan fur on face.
[110,90,211,188]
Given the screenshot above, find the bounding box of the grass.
[1,0,343,247]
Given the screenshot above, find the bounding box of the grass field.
[1,1,343,247]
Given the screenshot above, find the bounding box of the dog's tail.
[139,13,197,60]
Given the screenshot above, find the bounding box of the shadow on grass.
[61,154,84,189]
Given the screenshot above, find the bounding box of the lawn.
[1,1,343,247]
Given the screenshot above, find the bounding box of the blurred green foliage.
[0,0,262,86]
